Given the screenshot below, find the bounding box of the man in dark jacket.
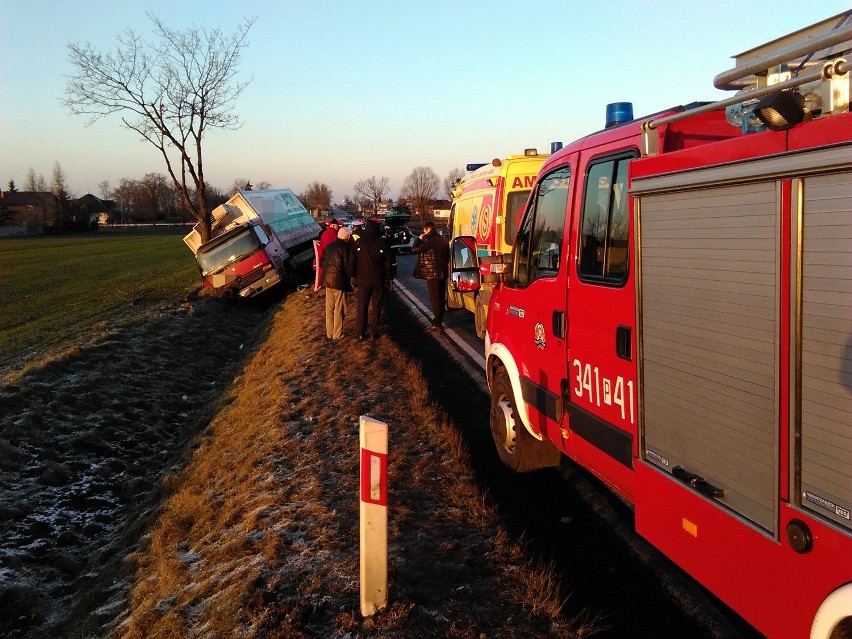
[319,227,352,340]
[412,222,450,332]
[348,219,393,339]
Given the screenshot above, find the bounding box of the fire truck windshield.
[197,229,260,276]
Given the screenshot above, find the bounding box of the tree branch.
[64,14,256,242]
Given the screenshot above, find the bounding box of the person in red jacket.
[315,219,340,287]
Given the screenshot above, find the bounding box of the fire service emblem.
[534,322,546,349]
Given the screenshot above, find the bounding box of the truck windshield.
[197,229,260,276]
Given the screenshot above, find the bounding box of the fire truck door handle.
[616,325,631,361]
[672,466,725,499]
[552,310,566,339]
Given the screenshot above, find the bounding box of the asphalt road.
[393,253,486,388]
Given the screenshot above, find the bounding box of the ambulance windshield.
[503,190,530,246]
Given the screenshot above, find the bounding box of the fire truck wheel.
[474,296,487,339]
[490,369,561,472]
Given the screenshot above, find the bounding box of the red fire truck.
[451,13,851,639]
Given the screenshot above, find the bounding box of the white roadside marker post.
[359,415,388,617]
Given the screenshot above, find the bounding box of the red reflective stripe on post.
[360,448,388,506]
[359,415,388,617]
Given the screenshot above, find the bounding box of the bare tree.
[113,178,138,222]
[52,162,70,200]
[444,167,464,200]
[25,168,47,192]
[230,178,253,195]
[302,181,332,217]
[204,183,228,212]
[230,178,272,195]
[353,176,390,216]
[24,169,37,192]
[52,161,72,226]
[64,14,256,243]
[401,166,439,220]
[98,180,112,200]
[138,172,175,221]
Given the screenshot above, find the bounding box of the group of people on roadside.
[316,217,450,340]
[317,217,394,340]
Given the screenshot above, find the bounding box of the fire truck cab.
[451,12,852,638]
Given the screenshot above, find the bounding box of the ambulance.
[451,12,851,639]
[448,149,549,337]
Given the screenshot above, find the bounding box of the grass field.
[0,230,200,373]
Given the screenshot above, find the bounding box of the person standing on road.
[319,226,353,340]
[349,219,393,340]
[412,221,450,332]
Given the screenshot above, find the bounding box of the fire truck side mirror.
[450,236,481,293]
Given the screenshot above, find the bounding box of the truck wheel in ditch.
[490,369,561,472]
[474,296,487,339]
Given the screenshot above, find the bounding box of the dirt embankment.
[112,289,587,638]
[1,285,755,639]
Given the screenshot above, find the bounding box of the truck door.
[496,165,571,443]
[565,152,638,483]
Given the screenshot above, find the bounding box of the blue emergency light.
[605,102,634,128]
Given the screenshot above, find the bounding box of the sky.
[1,0,849,203]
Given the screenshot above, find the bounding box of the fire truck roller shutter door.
[797,171,852,533]
[639,180,780,533]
